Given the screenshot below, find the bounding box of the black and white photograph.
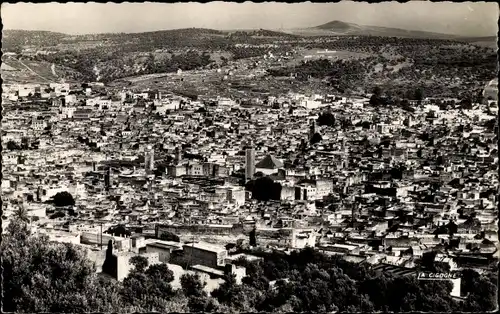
[1,2,499,313]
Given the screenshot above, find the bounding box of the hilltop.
[282,20,463,40]
[1,27,301,83]
[2,30,69,50]
[315,20,360,32]
[2,28,298,52]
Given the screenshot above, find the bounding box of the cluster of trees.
[267,58,366,93]
[46,191,77,219]
[368,86,423,107]
[144,51,213,74]
[2,219,120,312]
[50,191,76,207]
[230,248,498,313]
[229,29,299,39]
[6,140,23,150]
[2,217,497,313]
[246,176,282,201]
[317,111,336,127]
[6,137,35,150]
[228,46,271,60]
[105,225,132,238]
[160,231,181,242]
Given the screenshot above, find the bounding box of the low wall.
[156,224,245,237]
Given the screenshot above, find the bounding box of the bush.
[159,231,180,242]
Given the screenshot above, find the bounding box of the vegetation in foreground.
[2,216,497,313]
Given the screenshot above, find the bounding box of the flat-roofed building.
[146,240,183,263]
[183,242,228,268]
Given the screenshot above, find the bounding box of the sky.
[2,2,499,36]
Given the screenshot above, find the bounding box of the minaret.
[145,145,154,174]
[345,138,351,168]
[245,140,255,182]
[175,147,182,165]
[351,200,359,228]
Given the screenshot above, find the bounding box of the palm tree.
[13,204,30,224]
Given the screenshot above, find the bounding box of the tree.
[121,263,175,309]
[1,221,121,312]
[310,132,322,145]
[121,272,151,306]
[187,295,220,312]
[180,273,206,298]
[249,176,282,201]
[154,164,167,177]
[130,255,149,273]
[414,88,424,101]
[249,228,257,247]
[211,273,258,311]
[13,205,30,223]
[7,140,21,150]
[317,112,335,127]
[106,225,131,237]
[145,263,175,284]
[159,231,180,242]
[52,191,75,207]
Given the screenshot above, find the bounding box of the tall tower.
[175,147,182,165]
[245,140,255,182]
[145,145,154,173]
[343,138,349,169]
[351,200,359,227]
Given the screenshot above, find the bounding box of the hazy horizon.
[2,2,499,37]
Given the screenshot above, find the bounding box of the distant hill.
[456,36,498,48]
[2,27,300,55]
[2,30,68,50]
[315,20,360,32]
[226,29,300,39]
[286,20,465,40]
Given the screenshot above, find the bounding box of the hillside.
[2,28,297,83]
[227,29,301,39]
[1,56,84,84]
[3,26,495,84]
[2,28,297,53]
[2,30,69,51]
